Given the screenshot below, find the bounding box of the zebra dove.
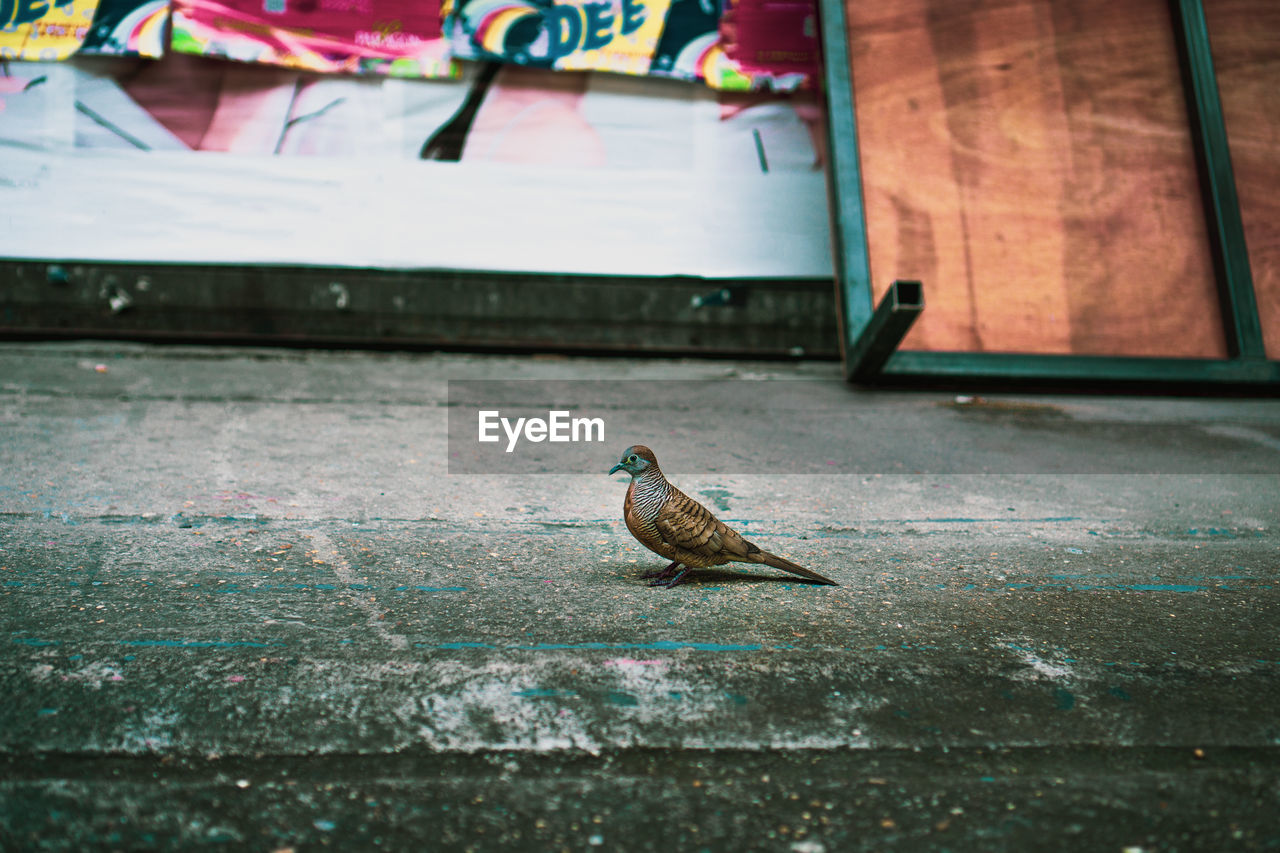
[608,445,837,588]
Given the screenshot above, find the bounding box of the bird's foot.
[649,568,690,588]
[641,561,681,580]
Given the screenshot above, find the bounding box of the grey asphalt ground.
[2,342,1279,852]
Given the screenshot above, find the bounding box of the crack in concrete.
[305,529,408,651]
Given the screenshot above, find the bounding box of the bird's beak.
[608,462,625,476]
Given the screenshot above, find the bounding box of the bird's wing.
[655,489,754,562]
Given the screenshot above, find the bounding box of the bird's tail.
[757,551,838,585]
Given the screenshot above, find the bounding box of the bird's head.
[609,445,657,477]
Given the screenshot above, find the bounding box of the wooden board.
[1204,0,1280,359]
[846,0,1227,357]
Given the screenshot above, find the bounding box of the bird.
[608,445,837,588]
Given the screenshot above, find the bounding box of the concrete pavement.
[2,342,1278,851]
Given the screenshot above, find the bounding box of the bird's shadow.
[625,566,832,587]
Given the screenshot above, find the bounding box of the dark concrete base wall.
[0,262,839,358]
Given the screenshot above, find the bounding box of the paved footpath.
[2,342,1279,851]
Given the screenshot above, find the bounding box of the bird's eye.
[627,455,638,463]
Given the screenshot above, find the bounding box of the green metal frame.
[819,0,1280,389]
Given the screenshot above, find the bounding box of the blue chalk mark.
[607,691,640,706]
[413,586,467,592]
[38,708,58,715]
[1053,688,1076,711]
[513,688,574,698]
[521,642,622,651]
[13,637,58,646]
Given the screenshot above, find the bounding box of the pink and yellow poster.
[0,0,168,59]
[170,0,457,78]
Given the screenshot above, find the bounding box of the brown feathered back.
[617,446,836,586]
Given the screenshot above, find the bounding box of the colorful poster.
[78,0,170,57]
[648,0,716,78]
[446,0,677,76]
[717,0,817,89]
[0,0,167,59]
[170,0,457,78]
[2,0,96,60]
[445,0,812,90]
